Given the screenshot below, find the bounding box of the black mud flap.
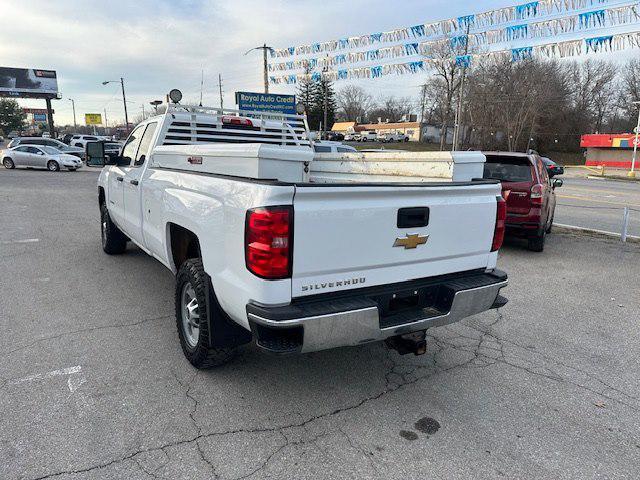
[205,274,253,348]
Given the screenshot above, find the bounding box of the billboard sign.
[33,113,47,122]
[0,67,58,98]
[236,91,296,115]
[85,113,102,125]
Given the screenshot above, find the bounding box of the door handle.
[130,179,139,186]
[116,176,124,182]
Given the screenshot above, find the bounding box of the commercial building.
[330,119,445,143]
[581,133,639,168]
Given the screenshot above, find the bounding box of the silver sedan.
[2,145,83,171]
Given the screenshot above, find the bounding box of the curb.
[554,223,640,244]
[586,175,640,183]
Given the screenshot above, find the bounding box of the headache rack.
[160,104,311,148]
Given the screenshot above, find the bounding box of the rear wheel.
[3,158,14,169]
[528,230,546,252]
[175,258,236,369]
[47,160,60,172]
[100,203,127,254]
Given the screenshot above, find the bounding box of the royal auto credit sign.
[236,91,296,115]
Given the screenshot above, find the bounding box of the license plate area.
[375,285,454,329]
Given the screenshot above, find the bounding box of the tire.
[47,160,60,172]
[527,230,546,252]
[175,258,236,369]
[100,203,127,254]
[68,168,77,172]
[3,157,14,169]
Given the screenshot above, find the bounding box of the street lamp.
[150,100,162,114]
[102,78,129,132]
[68,98,77,129]
[629,100,640,178]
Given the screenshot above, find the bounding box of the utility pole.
[323,72,328,139]
[452,23,471,152]
[141,103,146,119]
[102,77,129,132]
[104,108,108,131]
[218,73,224,110]
[68,98,77,129]
[244,44,274,94]
[199,69,204,107]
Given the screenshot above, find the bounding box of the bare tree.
[368,96,413,123]
[336,85,373,122]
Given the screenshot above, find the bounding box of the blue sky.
[1,0,636,126]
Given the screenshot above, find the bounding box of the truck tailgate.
[291,182,501,298]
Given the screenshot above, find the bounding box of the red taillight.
[222,116,253,127]
[491,196,507,252]
[245,206,292,279]
[530,184,543,206]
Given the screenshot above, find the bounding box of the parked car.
[7,131,19,139]
[7,137,84,158]
[343,133,357,141]
[313,141,358,154]
[377,132,409,143]
[358,131,378,142]
[541,157,564,177]
[483,152,562,252]
[69,134,99,149]
[86,104,508,368]
[325,132,344,141]
[2,145,83,171]
[42,132,51,138]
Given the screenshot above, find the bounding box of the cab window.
[121,125,146,166]
[134,122,158,167]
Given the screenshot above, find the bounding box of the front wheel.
[3,158,14,169]
[100,203,127,254]
[176,258,236,369]
[47,160,60,172]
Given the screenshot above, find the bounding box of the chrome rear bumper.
[247,270,508,354]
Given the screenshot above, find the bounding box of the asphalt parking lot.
[1,168,639,480]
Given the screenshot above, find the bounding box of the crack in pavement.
[25,308,639,480]
[1,314,173,359]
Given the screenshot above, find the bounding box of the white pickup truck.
[88,104,508,369]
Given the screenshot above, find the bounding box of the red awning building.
[580,133,639,168]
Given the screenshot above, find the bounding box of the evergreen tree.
[0,99,26,135]
[310,77,337,132]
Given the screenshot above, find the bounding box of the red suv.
[483,152,563,252]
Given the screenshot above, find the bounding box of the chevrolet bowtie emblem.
[393,233,429,249]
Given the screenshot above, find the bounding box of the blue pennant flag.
[371,66,383,78]
[288,47,295,55]
[506,24,528,40]
[338,69,348,80]
[511,46,533,62]
[457,15,475,30]
[311,72,322,82]
[515,1,539,19]
[410,24,425,37]
[312,43,321,53]
[336,54,347,64]
[339,38,349,49]
[450,35,468,49]
[370,32,383,43]
[579,10,605,28]
[286,61,294,70]
[366,49,380,61]
[585,35,613,52]
[308,58,317,68]
[455,55,472,67]
[404,43,419,55]
[408,61,424,73]
[269,76,277,83]
[287,75,297,84]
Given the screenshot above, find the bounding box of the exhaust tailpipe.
[385,330,427,356]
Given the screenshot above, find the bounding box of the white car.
[2,145,83,171]
[358,131,378,142]
[313,141,357,154]
[42,132,51,138]
[377,132,409,143]
[69,134,100,149]
[88,104,508,369]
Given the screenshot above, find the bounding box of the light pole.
[244,44,274,93]
[68,98,77,129]
[629,100,640,178]
[102,78,129,133]
[150,100,162,114]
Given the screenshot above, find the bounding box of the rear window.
[484,156,533,182]
[314,145,332,153]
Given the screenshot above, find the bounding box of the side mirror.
[552,178,563,189]
[86,142,106,167]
